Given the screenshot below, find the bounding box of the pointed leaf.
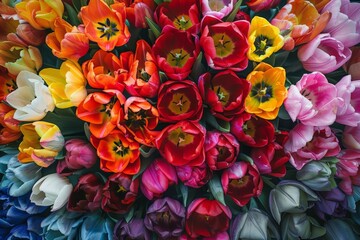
[225,0,243,22]
[146,17,161,39]
[209,175,226,206]
[64,3,81,26]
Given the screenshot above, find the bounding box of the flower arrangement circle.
[1,0,360,239]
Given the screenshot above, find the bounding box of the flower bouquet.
[1,0,360,239]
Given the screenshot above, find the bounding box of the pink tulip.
[298,33,352,74]
[284,72,342,126]
[335,75,360,126]
[140,158,177,200]
[322,0,360,48]
[201,0,234,19]
[176,163,212,188]
[336,149,360,195]
[343,46,360,80]
[343,124,360,150]
[284,123,341,170]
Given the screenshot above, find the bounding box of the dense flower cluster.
[1,0,360,239]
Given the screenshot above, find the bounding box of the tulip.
[4,154,42,197]
[45,17,89,61]
[221,161,263,207]
[176,162,212,188]
[284,124,340,170]
[185,198,231,238]
[15,0,64,30]
[198,70,250,121]
[155,0,200,34]
[298,33,352,74]
[0,42,42,76]
[343,123,360,150]
[248,16,284,62]
[230,112,275,147]
[125,40,160,98]
[101,172,139,214]
[114,218,151,240]
[281,213,326,240]
[80,213,114,239]
[157,80,203,122]
[7,22,46,46]
[246,0,281,12]
[79,0,130,51]
[230,208,280,240]
[152,26,200,80]
[141,158,177,200]
[155,121,206,167]
[244,62,287,120]
[201,0,234,19]
[121,97,159,147]
[40,60,88,109]
[269,180,319,223]
[335,75,360,126]
[0,68,16,100]
[296,159,337,191]
[61,139,97,171]
[200,16,249,71]
[336,149,360,195]
[30,173,73,211]
[314,188,348,220]
[18,121,65,168]
[6,71,54,121]
[271,0,331,51]
[144,197,186,238]
[67,173,103,212]
[0,103,21,144]
[205,131,239,170]
[117,0,155,29]
[325,218,359,240]
[322,0,360,48]
[343,46,360,80]
[82,50,129,91]
[284,72,341,127]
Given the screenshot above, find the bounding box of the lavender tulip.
[314,188,348,220]
[114,218,150,240]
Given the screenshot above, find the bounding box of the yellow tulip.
[40,60,87,108]
[18,121,64,167]
[247,16,284,62]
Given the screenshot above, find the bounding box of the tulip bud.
[230,208,280,240]
[7,22,46,46]
[30,173,73,211]
[281,213,326,240]
[62,139,97,171]
[176,163,212,188]
[269,180,319,223]
[296,159,337,191]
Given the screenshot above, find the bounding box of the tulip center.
[217,145,231,161]
[155,210,178,229]
[138,68,151,82]
[168,127,194,147]
[3,79,16,94]
[229,175,253,192]
[166,48,190,67]
[173,15,193,30]
[300,88,315,103]
[212,85,230,106]
[254,35,273,56]
[126,109,147,130]
[117,185,127,193]
[213,33,235,57]
[250,81,273,103]
[208,0,228,11]
[242,120,256,138]
[169,93,191,114]
[100,97,117,116]
[97,18,119,40]
[113,141,129,156]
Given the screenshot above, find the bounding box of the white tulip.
[6,71,55,121]
[30,173,73,211]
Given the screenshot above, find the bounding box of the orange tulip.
[0,103,21,144]
[79,0,131,51]
[116,0,155,28]
[90,130,141,174]
[0,67,16,100]
[7,22,46,47]
[271,0,331,51]
[82,49,130,91]
[125,40,160,98]
[46,17,89,61]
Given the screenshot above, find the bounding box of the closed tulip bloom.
[141,158,177,200]
[336,149,360,195]
[30,173,73,211]
[314,188,348,220]
[298,34,352,74]
[176,162,212,188]
[63,139,97,170]
[114,218,151,240]
[7,22,46,47]
[6,71,54,121]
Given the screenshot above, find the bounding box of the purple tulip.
[144,197,186,238]
[114,218,151,240]
[298,33,351,74]
[314,188,348,220]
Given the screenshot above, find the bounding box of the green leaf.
[225,0,243,22]
[132,157,153,180]
[209,175,226,206]
[140,146,156,158]
[238,153,254,165]
[204,110,230,132]
[278,105,291,120]
[125,206,134,223]
[64,3,81,26]
[146,17,161,39]
[154,0,163,5]
[179,183,189,207]
[274,51,290,67]
[190,52,205,82]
